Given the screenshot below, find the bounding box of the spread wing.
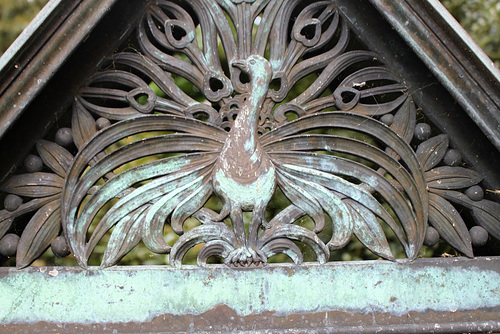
[262,108,428,260]
[62,114,226,267]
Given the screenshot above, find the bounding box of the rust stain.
[2,305,500,333]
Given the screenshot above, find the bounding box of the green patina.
[1,260,499,324]
[214,167,275,208]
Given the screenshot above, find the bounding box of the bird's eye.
[249,59,256,65]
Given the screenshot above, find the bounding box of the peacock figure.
[2,0,500,270]
[59,0,429,267]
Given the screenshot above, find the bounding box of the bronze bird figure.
[58,1,428,268]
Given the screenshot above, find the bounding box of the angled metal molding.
[0,0,121,139]
[370,0,500,151]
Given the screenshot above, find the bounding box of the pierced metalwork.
[1,0,500,269]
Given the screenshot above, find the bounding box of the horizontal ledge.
[1,257,500,333]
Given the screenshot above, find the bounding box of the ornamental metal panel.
[0,0,499,331]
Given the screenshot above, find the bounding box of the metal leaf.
[0,217,13,240]
[278,167,353,249]
[426,166,483,190]
[416,134,449,171]
[100,206,149,268]
[171,180,213,234]
[390,97,416,144]
[0,195,59,224]
[16,200,61,268]
[471,200,500,241]
[428,193,473,257]
[434,189,500,241]
[72,98,97,149]
[346,199,395,260]
[276,172,325,232]
[0,172,63,198]
[36,140,74,177]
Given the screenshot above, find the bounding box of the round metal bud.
[0,234,20,257]
[55,128,74,147]
[4,194,22,212]
[96,117,111,130]
[470,226,488,247]
[414,123,432,141]
[443,149,462,166]
[380,114,394,126]
[465,185,484,201]
[423,226,439,247]
[24,154,43,172]
[51,236,71,258]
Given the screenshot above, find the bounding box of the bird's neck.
[216,78,270,183]
[231,82,267,151]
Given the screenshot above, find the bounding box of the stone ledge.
[1,257,500,333]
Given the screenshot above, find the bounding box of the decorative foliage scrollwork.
[0,0,499,268]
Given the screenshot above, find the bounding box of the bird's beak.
[232,60,247,72]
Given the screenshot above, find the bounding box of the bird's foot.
[225,246,267,268]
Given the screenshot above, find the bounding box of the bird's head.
[232,55,272,87]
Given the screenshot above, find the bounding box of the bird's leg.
[230,205,246,250]
[225,205,267,267]
[225,206,251,266]
[247,204,267,264]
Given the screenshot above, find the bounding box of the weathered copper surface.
[1,258,500,333]
[0,0,499,269]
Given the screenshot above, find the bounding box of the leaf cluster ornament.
[417,133,500,257]
[0,140,73,268]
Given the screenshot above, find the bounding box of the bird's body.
[212,55,276,265]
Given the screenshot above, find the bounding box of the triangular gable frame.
[0,1,499,332]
